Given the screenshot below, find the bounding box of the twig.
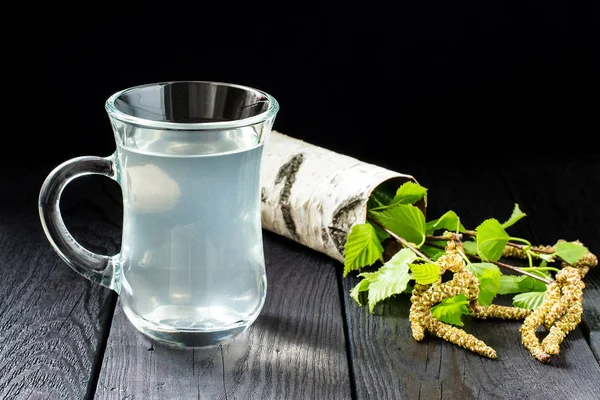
[426,235,555,255]
[470,254,553,285]
[425,242,552,285]
[375,222,553,284]
[368,218,434,263]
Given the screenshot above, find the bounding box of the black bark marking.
[321,227,331,246]
[275,153,305,240]
[280,204,297,239]
[328,195,366,256]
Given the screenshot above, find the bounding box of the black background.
[10,1,599,169]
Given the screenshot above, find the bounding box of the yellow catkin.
[420,278,475,305]
[545,268,584,328]
[570,264,590,278]
[520,267,587,362]
[502,245,528,259]
[521,327,550,363]
[533,245,557,253]
[436,251,465,274]
[424,313,497,359]
[454,271,480,301]
[544,298,570,329]
[576,251,598,268]
[555,267,583,286]
[409,248,498,358]
[409,283,430,341]
[502,244,556,260]
[540,267,584,355]
[542,302,583,355]
[410,279,462,342]
[472,304,532,320]
[520,282,561,362]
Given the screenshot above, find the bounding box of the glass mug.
[39,81,279,347]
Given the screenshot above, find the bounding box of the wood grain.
[0,169,121,399]
[4,158,599,400]
[341,160,600,399]
[95,231,352,400]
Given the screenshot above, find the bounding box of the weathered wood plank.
[0,170,120,399]
[95,231,352,400]
[501,157,600,359]
[342,160,600,399]
[581,272,600,359]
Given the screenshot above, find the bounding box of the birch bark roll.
[260,131,423,263]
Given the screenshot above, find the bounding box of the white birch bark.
[260,131,421,263]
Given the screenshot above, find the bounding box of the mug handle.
[39,155,121,293]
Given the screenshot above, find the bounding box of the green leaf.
[349,278,371,306]
[476,219,510,261]
[390,182,428,206]
[498,275,547,294]
[535,252,555,262]
[372,223,390,241]
[409,263,441,285]
[477,269,502,305]
[513,291,546,310]
[420,245,446,261]
[501,204,527,229]
[359,248,417,312]
[367,185,395,209]
[498,275,524,294]
[369,205,426,246]
[528,268,552,280]
[465,262,502,305]
[462,240,478,256]
[431,294,471,326]
[516,269,551,293]
[343,223,384,277]
[554,241,588,264]
[426,210,465,235]
[465,262,499,278]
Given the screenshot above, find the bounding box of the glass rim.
[105,80,279,130]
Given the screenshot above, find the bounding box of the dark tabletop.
[1,154,599,400]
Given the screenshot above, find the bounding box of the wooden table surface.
[1,155,599,400]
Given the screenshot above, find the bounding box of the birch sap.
[117,127,266,346]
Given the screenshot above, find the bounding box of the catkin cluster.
[511,239,596,362]
[409,244,532,359]
[409,249,497,358]
[410,239,596,361]
[520,267,584,362]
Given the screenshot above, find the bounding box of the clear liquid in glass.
[116,127,266,346]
